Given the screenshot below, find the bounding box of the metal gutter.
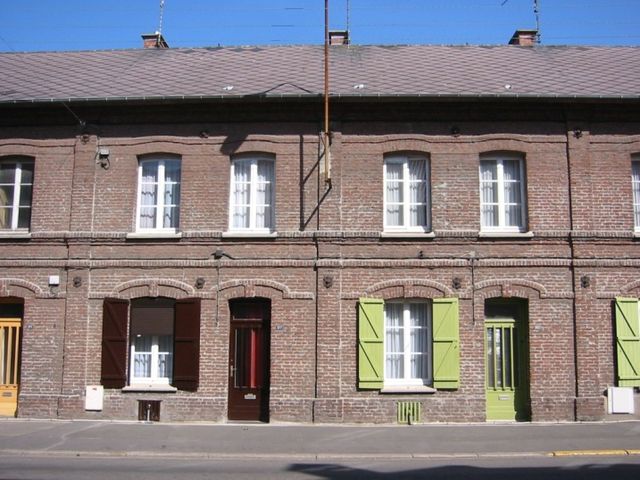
[0,92,638,106]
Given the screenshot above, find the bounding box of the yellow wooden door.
[0,318,21,417]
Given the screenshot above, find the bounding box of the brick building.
[1,34,639,423]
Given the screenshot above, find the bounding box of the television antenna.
[501,0,541,43]
[158,0,165,35]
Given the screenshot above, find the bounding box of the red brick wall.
[1,101,639,423]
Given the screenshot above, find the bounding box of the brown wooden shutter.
[100,298,129,388]
[173,298,201,391]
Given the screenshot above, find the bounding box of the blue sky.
[1,0,639,52]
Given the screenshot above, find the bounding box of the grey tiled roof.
[1,44,639,104]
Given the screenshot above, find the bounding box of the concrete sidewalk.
[1,419,639,459]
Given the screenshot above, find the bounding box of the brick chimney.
[141,32,169,49]
[329,30,350,46]
[508,29,538,46]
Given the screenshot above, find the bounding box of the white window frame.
[135,157,181,234]
[632,158,640,232]
[479,153,527,233]
[0,158,33,231]
[129,334,173,386]
[228,154,275,233]
[383,300,433,387]
[383,154,431,232]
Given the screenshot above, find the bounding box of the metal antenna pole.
[158,0,165,35]
[323,0,331,183]
[534,0,541,43]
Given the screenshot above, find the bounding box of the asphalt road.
[1,454,640,480]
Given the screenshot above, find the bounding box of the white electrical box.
[85,385,104,411]
[607,387,635,414]
[48,275,60,286]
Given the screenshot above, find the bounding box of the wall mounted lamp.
[452,277,462,290]
[323,275,334,289]
[573,128,583,139]
[212,248,235,260]
[73,276,82,288]
[580,275,591,288]
[195,277,206,289]
[97,147,110,169]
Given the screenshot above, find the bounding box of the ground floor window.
[130,298,175,385]
[385,301,432,386]
[358,297,459,390]
[101,297,201,391]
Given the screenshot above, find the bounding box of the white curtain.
[502,160,522,227]
[232,160,251,228]
[0,162,15,229]
[409,303,428,379]
[385,162,403,226]
[633,163,640,227]
[139,161,158,228]
[255,160,274,229]
[408,159,427,227]
[163,160,181,228]
[480,161,498,227]
[133,335,152,378]
[385,304,404,379]
[157,335,173,379]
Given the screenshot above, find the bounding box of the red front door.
[228,299,270,422]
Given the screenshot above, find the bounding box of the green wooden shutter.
[432,297,460,389]
[614,297,640,387]
[358,298,384,389]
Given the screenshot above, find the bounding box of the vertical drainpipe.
[564,109,580,420]
[312,0,330,425]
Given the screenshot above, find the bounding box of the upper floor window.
[632,158,640,231]
[0,157,34,231]
[229,154,275,233]
[136,156,181,233]
[479,153,527,232]
[383,154,430,232]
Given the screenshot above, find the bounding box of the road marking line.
[552,450,629,457]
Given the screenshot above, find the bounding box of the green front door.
[485,317,529,421]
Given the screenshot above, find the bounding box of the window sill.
[478,231,534,239]
[222,231,278,239]
[381,386,437,394]
[633,231,640,238]
[122,385,177,393]
[0,231,31,239]
[380,231,435,239]
[126,232,183,240]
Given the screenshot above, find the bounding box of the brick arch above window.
[474,279,546,300]
[479,149,526,158]
[231,149,278,158]
[217,279,314,300]
[619,278,640,297]
[363,279,454,299]
[365,137,432,154]
[0,154,35,161]
[0,278,46,299]
[109,278,196,299]
[223,138,285,157]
